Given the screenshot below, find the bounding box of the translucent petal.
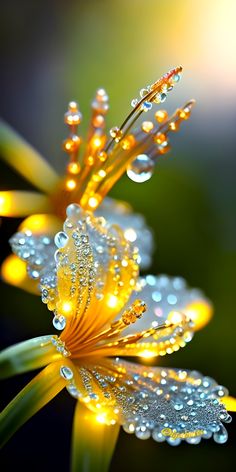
[29,204,139,339]
[72,401,119,472]
[96,197,153,269]
[65,359,230,446]
[0,120,59,193]
[125,274,212,333]
[0,336,61,379]
[0,361,66,447]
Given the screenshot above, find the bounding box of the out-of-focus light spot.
[88,196,99,209]
[139,349,156,359]
[185,300,213,330]
[107,295,118,309]
[124,228,137,242]
[61,301,73,315]
[66,179,77,190]
[1,254,27,284]
[0,192,11,215]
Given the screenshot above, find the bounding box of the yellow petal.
[18,213,62,235]
[0,361,66,447]
[220,396,236,412]
[0,190,51,217]
[1,254,39,294]
[0,119,60,193]
[0,336,61,379]
[71,401,120,472]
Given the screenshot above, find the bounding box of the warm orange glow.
[0,192,12,216]
[138,349,156,359]
[185,300,213,331]
[107,295,118,309]
[1,254,27,285]
[88,196,99,209]
[155,110,168,123]
[61,301,73,315]
[66,179,77,190]
[19,214,61,235]
[68,162,80,175]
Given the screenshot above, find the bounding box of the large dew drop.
[127,154,154,183]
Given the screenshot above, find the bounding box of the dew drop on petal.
[54,231,69,249]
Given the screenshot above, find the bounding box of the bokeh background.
[0,0,235,470]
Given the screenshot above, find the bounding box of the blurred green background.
[0,0,235,470]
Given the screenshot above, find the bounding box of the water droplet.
[131,98,138,108]
[54,231,69,249]
[135,425,151,440]
[60,366,73,380]
[127,154,154,183]
[213,424,228,444]
[141,101,152,112]
[152,428,166,442]
[53,315,66,330]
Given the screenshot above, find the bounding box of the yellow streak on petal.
[220,396,236,412]
[184,300,213,331]
[19,213,61,235]
[72,401,120,472]
[0,120,60,193]
[0,191,50,217]
[1,254,39,294]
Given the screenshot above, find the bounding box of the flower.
[0,205,235,471]
[1,66,193,289]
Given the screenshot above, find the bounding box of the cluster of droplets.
[10,231,55,281]
[58,358,231,445]
[130,71,181,113]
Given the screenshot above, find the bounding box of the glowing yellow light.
[220,396,236,412]
[96,413,106,424]
[0,192,11,215]
[185,301,213,331]
[139,349,156,359]
[61,301,73,314]
[167,311,185,325]
[66,179,77,190]
[98,169,106,178]
[107,295,118,309]
[1,254,27,285]
[141,121,154,133]
[92,137,102,148]
[124,228,137,243]
[19,214,60,235]
[68,162,80,175]
[155,110,168,123]
[88,196,99,209]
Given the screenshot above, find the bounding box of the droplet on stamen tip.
[127,154,154,183]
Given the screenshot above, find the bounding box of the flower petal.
[66,359,230,446]
[1,254,40,294]
[125,274,212,334]
[96,197,153,270]
[0,191,51,217]
[71,401,119,472]
[0,361,66,447]
[18,214,61,235]
[0,336,61,379]
[0,120,60,193]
